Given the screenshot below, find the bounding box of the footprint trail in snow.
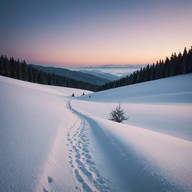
[66,100,110,192]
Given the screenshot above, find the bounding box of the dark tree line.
[1,46,191,92]
[0,55,99,91]
[98,46,192,91]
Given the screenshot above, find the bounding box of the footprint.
[74,169,93,192]
[48,176,54,183]
[84,154,91,159]
[86,159,95,166]
[43,188,48,192]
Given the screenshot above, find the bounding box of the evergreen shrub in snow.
[109,103,128,123]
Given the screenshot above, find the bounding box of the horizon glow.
[1,0,192,66]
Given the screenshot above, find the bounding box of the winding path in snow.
[66,100,110,192]
[66,99,184,192]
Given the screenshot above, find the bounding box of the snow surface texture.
[0,74,192,192]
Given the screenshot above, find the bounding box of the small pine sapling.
[109,103,128,123]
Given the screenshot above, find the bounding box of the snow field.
[71,74,192,191]
[71,98,192,191]
[93,117,192,191]
[66,100,112,192]
[72,101,192,141]
[1,74,192,191]
[0,76,90,191]
[80,74,192,103]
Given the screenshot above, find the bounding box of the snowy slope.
[0,75,192,192]
[72,74,192,191]
[74,74,192,140]
[0,76,91,192]
[79,74,192,103]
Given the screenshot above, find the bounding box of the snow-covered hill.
[0,75,192,192]
[75,74,192,141]
[79,74,192,103]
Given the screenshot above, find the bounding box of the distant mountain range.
[78,70,118,81]
[31,65,110,85]
[71,64,144,80]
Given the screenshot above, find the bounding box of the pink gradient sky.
[1,0,192,66]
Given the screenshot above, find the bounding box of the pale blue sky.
[1,0,192,66]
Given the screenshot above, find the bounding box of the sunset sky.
[1,0,192,66]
